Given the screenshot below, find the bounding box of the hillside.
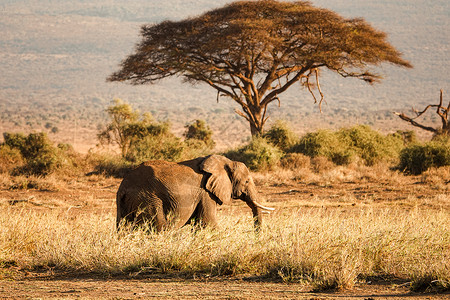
[0,0,448,151]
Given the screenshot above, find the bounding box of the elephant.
[116,154,274,232]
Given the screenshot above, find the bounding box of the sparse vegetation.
[0,105,448,295]
[0,128,449,296]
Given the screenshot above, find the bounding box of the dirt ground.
[0,171,449,299]
[1,275,449,299]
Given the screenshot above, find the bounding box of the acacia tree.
[108,0,412,136]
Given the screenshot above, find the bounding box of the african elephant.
[116,154,274,231]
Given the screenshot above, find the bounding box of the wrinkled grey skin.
[116,155,273,231]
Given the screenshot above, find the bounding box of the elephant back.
[124,160,203,196]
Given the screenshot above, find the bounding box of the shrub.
[291,125,404,166]
[184,119,215,149]
[15,150,60,176]
[290,129,354,165]
[398,139,450,175]
[224,137,283,171]
[127,133,185,163]
[337,125,404,166]
[3,132,27,150]
[263,120,298,151]
[2,132,71,176]
[390,130,417,145]
[182,139,214,160]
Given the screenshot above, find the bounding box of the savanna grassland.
[1,0,450,298]
[0,156,449,299]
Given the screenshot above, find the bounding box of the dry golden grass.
[252,162,409,188]
[1,203,449,291]
[0,160,449,293]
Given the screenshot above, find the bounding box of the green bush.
[398,139,450,174]
[127,133,184,163]
[184,119,215,149]
[263,120,298,151]
[224,137,283,171]
[290,125,404,166]
[2,132,72,176]
[3,132,27,150]
[338,125,404,166]
[290,129,354,165]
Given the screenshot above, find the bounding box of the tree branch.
[260,65,311,107]
[393,112,437,133]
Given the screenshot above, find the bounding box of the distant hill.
[1,0,448,150]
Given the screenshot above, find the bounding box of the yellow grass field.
[1,164,449,299]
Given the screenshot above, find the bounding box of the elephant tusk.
[253,201,275,211]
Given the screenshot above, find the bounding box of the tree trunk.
[438,124,450,137]
[248,105,264,136]
[250,122,262,136]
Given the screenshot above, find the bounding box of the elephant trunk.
[244,185,274,231]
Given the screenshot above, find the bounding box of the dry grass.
[0,161,448,293]
[1,205,448,291]
[252,162,409,187]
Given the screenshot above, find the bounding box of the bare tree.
[394,90,449,137]
[109,0,412,136]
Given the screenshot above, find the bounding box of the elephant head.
[200,155,274,228]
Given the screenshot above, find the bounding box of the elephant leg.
[154,208,167,232]
[172,205,198,230]
[127,196,168,232]
[202,199,218,228]
[189,196,218,229]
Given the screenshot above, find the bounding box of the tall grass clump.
[291,125,405,166]
[398,137,450,174]
[224,137,283,171]
[1,207,449,292]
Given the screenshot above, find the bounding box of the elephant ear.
[200,155,232,205]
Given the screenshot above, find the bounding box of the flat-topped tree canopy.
[109,0,412,136]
